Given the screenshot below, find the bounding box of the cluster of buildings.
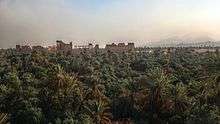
[56,40,73,52]
[56,41,100,54]
[15,40,135,53]
[105,43,135,52]
[15,40,219,55]
[16,45,46,52]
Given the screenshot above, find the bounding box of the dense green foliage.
[0,49,219,124]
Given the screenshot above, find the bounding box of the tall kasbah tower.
[56,40,62,50]
[70,42,73,49]
[127,43,135,50]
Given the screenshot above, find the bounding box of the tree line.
[0,49,219,124]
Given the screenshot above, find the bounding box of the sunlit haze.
[0,0,220,48]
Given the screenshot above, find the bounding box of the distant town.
[14,40,220,54]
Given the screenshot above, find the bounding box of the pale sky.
[0,0,220,48]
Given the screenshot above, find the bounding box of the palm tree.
[85,99,112,124]
[145,69,174,124]
[83,78,112,124]
[39,65,84,122]
[110,89,134,122]
[169,82,189,123]
[172,83,189,114]
[148,85,174,124]
[0,113,8,124]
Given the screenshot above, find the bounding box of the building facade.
[105,43,135,52]
[56,40,72,52]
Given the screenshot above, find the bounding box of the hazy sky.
[0,0,220,48]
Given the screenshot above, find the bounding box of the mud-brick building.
[105,43,135,52]
[16,45,32,52]
[56,40,72,53]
